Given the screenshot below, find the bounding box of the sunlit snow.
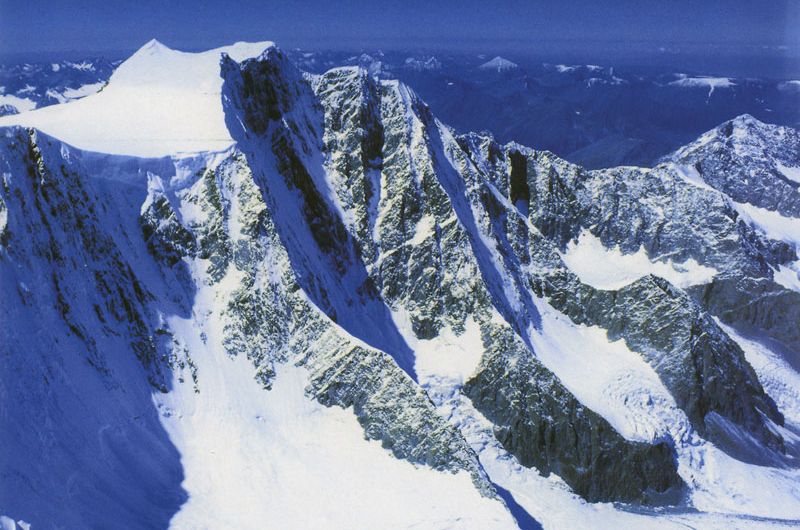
[777,161,800,184]
[0,39,274,157]
[160,266,515,529]
[729,200,800,293]
[561,230,717,290]
[46,81,106,104]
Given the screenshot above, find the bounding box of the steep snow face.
[0,124,516,529]
[0,128,189,529]
[0,40,273,157]
[562,230,717,290]
[164,362,514,529]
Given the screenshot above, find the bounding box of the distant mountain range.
[2,48,797,169]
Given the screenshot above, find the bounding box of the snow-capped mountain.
[403,55,442,72]
[0,39,275,157]
[666,114,800,217]
[478,56,519,72]
[1,40,799,529]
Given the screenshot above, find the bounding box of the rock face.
[463,323,683,504]
[661,115,800,357]
[456,131,792,462]
[0,104,19,116]
[2,43,800,528]
[215,51,686,502]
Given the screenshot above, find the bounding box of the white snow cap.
[0,39,274,158]
[478,56,519,72]
[668,74,735,99]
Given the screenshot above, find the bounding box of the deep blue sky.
[1,0,798,55]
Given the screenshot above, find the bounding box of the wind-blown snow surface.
[0,40,273,157]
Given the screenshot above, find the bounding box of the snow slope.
[0,40,273,157]
[777,161,800,184]
[161,265,515,530]
[408,306,800,528]
[561,230,718,290]
[732,200,800,248]
[0,127,518,529]
[717,320,800,430]
[730,199,800,293]
[523,301,800,521]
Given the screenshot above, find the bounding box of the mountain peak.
[404,56,442,72]
[712,113,787,145]
[0,40,275,157]
[665,112,800,217]
[479,56,519,72]
[669,114,779,160]
[727,113,766,130]
[141,38,169,53]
